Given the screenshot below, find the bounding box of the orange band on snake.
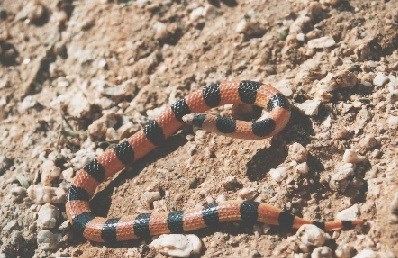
[66,80,364,243]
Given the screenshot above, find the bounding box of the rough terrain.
[0,0,397,257]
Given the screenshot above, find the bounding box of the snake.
[66,80,364,243]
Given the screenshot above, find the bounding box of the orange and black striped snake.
[66,80,364,243]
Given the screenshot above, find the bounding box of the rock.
[358,136,378,154]
[190,6,204,21]
[37,230,62,250]
[335,244,352,258]
[387,115,398,129]
[295,162,309,175]
[367,179,381,197]
[353,249,379,258]
[311,247,333,258]
[38,203,59,229]
[101,80,137,96]
[41,160,61,186]
[87,113,123,141]
[149,234,202,258]
[27,185,66,204]
[236,19,266,37]
[66,92,91,118]
[295,224,331,252]
[288,142,308,163]
[373,72,389,87]
[289,15,312,34]
[391,192,398,215]
[269,167,287,183]
[275,79,293,96]
[223,176,242,191]
[296,100,322,116]
[141,191,161,209]
[296,32,305,42]
[11,186,26,202]
[14,1,48,24]
[342,149,367,164]
[3,220,18,231]
[238,187,258,201]
[307,36,335,49]
[336,204,359,220]
[329,163,355,192]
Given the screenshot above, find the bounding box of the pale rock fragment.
[311,246,333,258]
[307,36,335,49]
[37,230,62,250]
[329,163,355,192]
[27,185,66,204]
[336,204,359,220]
[38,203,59,229]
[269,167,287,183]
[150,234,202,258]
[296,100,322,116]
[342,149,367,164]
[295,224,331,253]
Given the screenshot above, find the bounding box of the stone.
[238,187,258,201]
[190,6,204,21]
[329,163,355,192]
[295,224,331,252]
[269,167,287,183]
[336,204,359,220]
[335,244,352,258]
[27,185,66,204]
[14,1,47,24]
[353,249,379,258]
[342,149,367,164]
[38,203,59,229]
[311,247,333,258]
[295,162,310,175]
[387,115,398,129]
[41,160,61,186]
[67,92,91,118]
[296,32,305,42]
[37,230,62,250]
[150,234,202,258]
[289,142,308,163]
[87,113,123,141]
[373,72,389,87]
[141,191,161,209]
[307,36,335,49]
[296,100,322,116]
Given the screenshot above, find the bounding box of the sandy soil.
[0,0,397,257]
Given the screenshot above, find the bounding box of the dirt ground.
[0,0,397,257]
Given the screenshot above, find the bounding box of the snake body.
[66,80,363,243]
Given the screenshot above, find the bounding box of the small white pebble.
[269,167,287,183]
[238,187,258,201]
[373,72,389,87]
[150,234,202,258]
[37,230,62,250]
[38,203,59,229]
[307,36,335,49]
[190,6,204,21]
[27,185,66,204]
[296,32,305,42]
[336,204,359,220]
[295,224,331,253]
[311,246,333,258]
[141,191,161,209]
[342,149,367,164]
[335,244,352,258]
[329,163,355,192]
[295,162,309,175]
[205,196,214,204]
[289,142,308,163]
[353,249,379,258]
[296,100,322,116]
